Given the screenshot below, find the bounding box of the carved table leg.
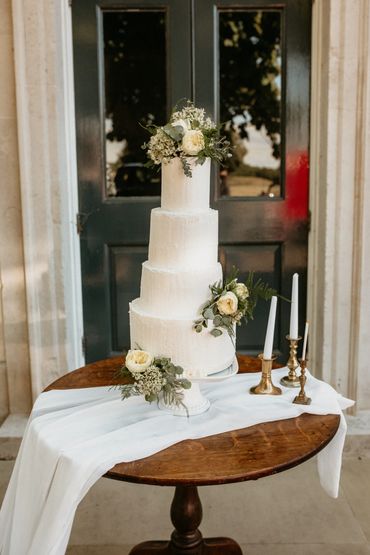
[129,485,242,555]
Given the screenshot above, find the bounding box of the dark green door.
[72,0,311,363]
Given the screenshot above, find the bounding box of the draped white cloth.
[0,368,353,555]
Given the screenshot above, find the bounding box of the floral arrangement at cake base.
[116,349,192,409]
[194,268,277,340]
[142,100,232,177]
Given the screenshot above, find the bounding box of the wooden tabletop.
[45,355,340,487]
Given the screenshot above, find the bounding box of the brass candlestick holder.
[250,354,282,395]
[293,358,311,405]
[280,335,302,387]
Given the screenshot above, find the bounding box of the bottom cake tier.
[129,298,235,378]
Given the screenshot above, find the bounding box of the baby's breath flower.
[147,129,177,165]
[115,355,191,408]
[234,311,244,323]
[136,366,165,396]
[171,104,209,129]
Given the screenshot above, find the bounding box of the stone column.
[308,0,370,414]
[11,0,84,401]
[0,0,31,416]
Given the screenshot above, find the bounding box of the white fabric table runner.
[0,368,353,555]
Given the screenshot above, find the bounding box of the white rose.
[182,130,205,155]
[125,349,153,374]
[234,282,249,301]
[172,118,190,135]
[216,291,239,316]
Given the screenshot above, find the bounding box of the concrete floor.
[1,450,369,555]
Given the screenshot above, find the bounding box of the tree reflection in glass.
[219,10,282,198]
[103,11,167,197]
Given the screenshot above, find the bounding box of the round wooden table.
[45,354,340,555]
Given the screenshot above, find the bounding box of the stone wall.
[0,0,31,419]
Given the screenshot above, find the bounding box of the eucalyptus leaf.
[163,124,183,142]
[195,324,203,333]
[213,315,222,326]
[211,328,223,338]
[203,308,214,320]
[182,158,192,177]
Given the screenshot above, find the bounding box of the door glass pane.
[219,10,282,198]
[103,10,167,197]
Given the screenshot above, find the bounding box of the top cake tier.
[161,157,211,213]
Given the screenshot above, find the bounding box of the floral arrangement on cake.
[194,268,277,339]
[115,349,191,407]
[142,101,232,177]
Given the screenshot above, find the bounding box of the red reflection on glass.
[285,150,309,220]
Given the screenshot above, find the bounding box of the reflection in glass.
[103,11,167,197]
[219,10,282,198]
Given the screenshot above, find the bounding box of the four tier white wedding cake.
[129,157,235,378]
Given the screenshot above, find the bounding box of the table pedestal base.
[129,537,242,554]
[129,486,242,555]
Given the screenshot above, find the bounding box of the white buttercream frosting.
[161,157,211,213]
[130,299,235,378]
[148,208,218,270]
[139,262,222,318]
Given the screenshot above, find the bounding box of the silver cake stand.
[159,357,239,417]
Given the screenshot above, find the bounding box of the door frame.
[12,0,369,411]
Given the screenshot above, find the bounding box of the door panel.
[219,244,283,355]
[194,0,310,358]
[72,0,192,361]
[109,246,148,352]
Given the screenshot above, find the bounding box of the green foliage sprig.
[194,268,277,340]
[115,351,192,409]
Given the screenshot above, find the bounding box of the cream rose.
[182,130,205,155]
[216,291,238,316]
[234,282,249,301]
[172,118,190,135]
[125,349,153,374]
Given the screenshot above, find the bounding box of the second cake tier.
[148,208,218,270]
[139,261,222,318]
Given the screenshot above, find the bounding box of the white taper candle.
[289,273,299,339]
[263,296,277,359]
[302,321,309,360]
